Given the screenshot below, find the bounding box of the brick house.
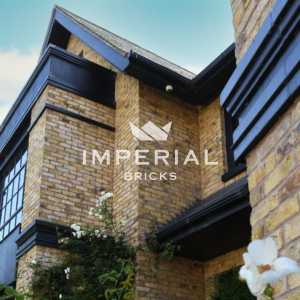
[0,0,300,299]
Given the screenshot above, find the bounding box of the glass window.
[0,142,28,241]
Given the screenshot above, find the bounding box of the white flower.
[59,294,62,299]
[120,220,127,226]
[240,237,300,296]
[72,232,76,237]
[103,234,107,239]
[102,229,106,232]
[31,260,37,264]
[99,215,103,220]
[106,192,113,198]
[71,224,80,232]
[76,231,82,238]
[95,230,99,234]
[64,268,70,274]
[89,211,93,216]
[66,274,70,280]
[100,191,106,196]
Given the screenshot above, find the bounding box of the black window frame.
[0,142,28,242]
[222,110,246,182]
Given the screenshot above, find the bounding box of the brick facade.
[231,0,277,64]
[228,0,300,298]
[22,85,115,230]
[15,30,249,299]
[247,96,300,299]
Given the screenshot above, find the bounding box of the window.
[0,142,28,242]
[222,111,246,182]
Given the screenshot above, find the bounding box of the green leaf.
[4,286,13,295]
[123,293,129,299]
[15,295,24,300]
[0,283,5,290]
[130,293,135,298]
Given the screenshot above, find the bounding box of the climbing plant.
[17,192,179,300]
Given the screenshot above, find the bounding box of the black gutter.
[125,43,236,104]
[152,176,249,243]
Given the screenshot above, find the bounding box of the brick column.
[247,96,300,299]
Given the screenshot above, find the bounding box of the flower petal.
[248,237,278,265]
[259,270,281,283]
[273,257,300,271]
[240,266,266,296]
[259,258,300,283]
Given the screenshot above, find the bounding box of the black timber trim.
[153,176,249,243]
[221,0,300,161]
[32,104,116,132]
[16,220,70,259]
[0,104,115,174]
[40,7,236,104]
[0,44,116,155]
[221,163,247,182]
[126,44,236,104]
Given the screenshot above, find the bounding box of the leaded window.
[0,143,28,242]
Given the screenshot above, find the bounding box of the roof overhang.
[221,0,300,162]
[152,176,251,261]
[41,6,236,105]
[0,45,116,170]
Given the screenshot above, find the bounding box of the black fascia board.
[41,8,130,71]
[41,7,236,105]
[220,0,300,162]
[153,176,249,243]
[0,44,116,155]
[125,44,236,104]
[16,220,70,258]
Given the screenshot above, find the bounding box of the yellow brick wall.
[198,97,247,198]
[204,246,246,299]
[113,72,140,240]
[16,245,63,293]
[231,0,277,64]
[247,96,300,299]
[17,34,251,299]
[67,34,119,73]
[22,85,115,230]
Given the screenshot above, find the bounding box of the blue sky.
[0,0,234,124]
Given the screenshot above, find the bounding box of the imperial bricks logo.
[83,121,218,181]
[129,121,172,141]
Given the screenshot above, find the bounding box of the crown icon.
[129,121,172,141]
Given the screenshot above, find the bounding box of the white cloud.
[185,63,206,75]
[0,47,39,125]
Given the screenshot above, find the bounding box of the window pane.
[17,188,24,210]
[10,217,16,231]
[22,150,27,166]
[0,209,5,227]
[5,201,11,222]
[7,183,13,201]
[15,151,22,174]
[4,170,9,187]
[19,168,25,188]
[3,224,8,238]
[16,211,22,225]
[11,195,17,217]
[13,174,19,196]
[2,190,7,206]
[0,229,3,242]
[9,163,15,181]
